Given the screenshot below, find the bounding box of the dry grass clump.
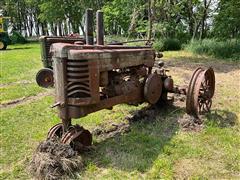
[29,138,83,180]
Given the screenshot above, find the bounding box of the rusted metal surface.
[144,73,163,104]
[37,9,215,152]
[61,125,92,151]
[96,10,104,45]
[36,68,54,88]
[163,77,174,91]
[39,36,85,68]
[186,67,215,118]
[85,9,94,45]
[47,123,63,139]
[108,39,154,45]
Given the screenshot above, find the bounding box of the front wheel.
[0,40,7,50]
[36,68,54,88]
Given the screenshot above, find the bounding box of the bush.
[153,38,181,51]
[185,39,240,60]
[10,31,28,44]
[153,40,164,52]
[164,38,181,51]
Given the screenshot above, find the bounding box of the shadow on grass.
[163,56,239,73]
[86,104,183,173]
[205,110,238,128]
[85,104,238,174]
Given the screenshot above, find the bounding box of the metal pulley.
[144,73,163,104]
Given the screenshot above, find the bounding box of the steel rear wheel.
[186,67,215,118]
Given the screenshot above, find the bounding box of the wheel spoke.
[186,67,215,117]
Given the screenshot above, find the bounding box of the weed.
[185,39,240,60]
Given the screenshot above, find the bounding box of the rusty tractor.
[36,9,215,152]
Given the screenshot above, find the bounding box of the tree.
[213,0,240,39]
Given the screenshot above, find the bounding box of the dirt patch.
[92,122,130,140]
[0,80,34,88]
[0,91,52,109]
[126,105,158,122]
[29,138,83,180]
[178,114,203,132]
[127,103,203,132]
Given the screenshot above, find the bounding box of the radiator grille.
[45,41,52,59]
[66,60,91,98]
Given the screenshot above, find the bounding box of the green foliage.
[10,31,27,44]
[102,0,145,35]
[153,38,181,51]
[153,22,190,43]
[163,38,182,51]
[213,0,240,39]
[0,32,11,44]
[186,39,240,60]
[153,40,164,52]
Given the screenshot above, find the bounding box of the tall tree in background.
[1,0,238,42]
[213,0,240,39]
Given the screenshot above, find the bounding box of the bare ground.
[0,80,34,88]
[0,91,53,109]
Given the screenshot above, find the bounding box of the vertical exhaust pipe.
[96,10,104,45]
[85,9,94,45]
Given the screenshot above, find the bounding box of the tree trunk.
[58,22,62,36]
[147,0,153,40]
[79,23,85,36]
[41,22,46,35]
[128,8,140,37]
[200,0,211,39]
[187,0,194,37]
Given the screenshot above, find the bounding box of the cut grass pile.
[0,43,240,179]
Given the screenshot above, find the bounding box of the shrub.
[153,40,164,52]
[10,31,28,44]
[186,39,240,60]
[163,38,181,51]
[153,38,181,51]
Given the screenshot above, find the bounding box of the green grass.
[0,43,240,179]
[0,43,42,84]
[0,83,44,104]
[0,43,43,103]
[185,39,240,60]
